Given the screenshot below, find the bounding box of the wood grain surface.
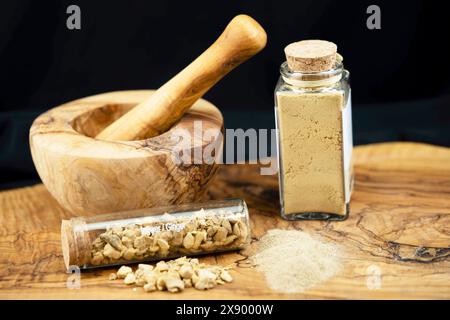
[0,142,449,299]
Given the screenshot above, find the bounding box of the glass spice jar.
[61,199,250,270]
[274,40,353,220]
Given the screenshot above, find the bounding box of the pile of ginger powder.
[248,229,344,293]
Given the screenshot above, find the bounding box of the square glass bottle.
[275,40,353,220]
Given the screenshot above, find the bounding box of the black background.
[1,0,449,189]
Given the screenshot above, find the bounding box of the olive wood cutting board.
[0,142,449,299]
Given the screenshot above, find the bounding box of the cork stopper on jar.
[284,40,337,72]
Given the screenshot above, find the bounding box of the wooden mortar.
[30,15,267,215]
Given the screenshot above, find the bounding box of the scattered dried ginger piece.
[110,256,233,293]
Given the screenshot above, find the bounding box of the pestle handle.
[96,14,267,141]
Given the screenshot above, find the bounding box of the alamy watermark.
[66,265,81,289]
[169,120,278,175]
[66,5,381,32]
[66,5,81,30]
[366,265,382,290]
[366,5,381,30]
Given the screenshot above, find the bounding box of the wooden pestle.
[96,15,267,141]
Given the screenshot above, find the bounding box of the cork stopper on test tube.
[284,40,337,72]
[61,219,90,270]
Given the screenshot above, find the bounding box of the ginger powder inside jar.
[275,40,353,220]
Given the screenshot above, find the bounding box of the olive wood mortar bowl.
[30,90,223,216]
